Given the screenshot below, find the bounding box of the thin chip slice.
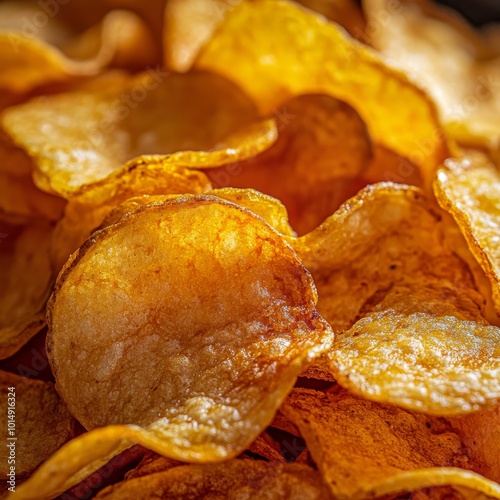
[434,153,500,316]
[195,0,447,187]
[363,0,500,150]
[0,221,54,359]
[2,71,269,196]
[0,9,157,93]
[95,460,330,499]
[292,183,500,414]
[281,388,500,499]
[0,370,74,477]
[206,93,372,235]
[50,156,212,272]
[15,195,332,500]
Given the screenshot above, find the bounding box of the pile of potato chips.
[1,0,500,498]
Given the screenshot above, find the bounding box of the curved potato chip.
[363,0,500,150]
[195,0,447,187]
[281,388,500,499]
[0,370,74,477]
[206,93,372,235]
[434,153,500,316]
[50,156,212,272]
[291,183,500,414]
[0,9,157,93]
[2,71,266,196]
[15,196,332,499]
[0,221,54,359]
[449,407,500,484]
[96,460,330,499]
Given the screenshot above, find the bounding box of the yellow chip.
[15,195,333,500]
[0,370,74,477]
[434,153,500,316]
[205,93,372,235]
[0,221,54,359]
[0,8,157,93]
[96,460,330,499]
[50,155,212,272]
[363,0,500,150]
[2,71,268,196]
[195,0,447,187]
[291,183,500,414]
[282,388,500,499]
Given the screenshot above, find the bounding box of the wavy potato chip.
[434,153,500,316]
[0,221,54,359]
[206,93,372,235]
[196,0,447,187]
[14,195,332,499]
[2,71,264,196]
[50,155,212,272]
[0,371,74,477]
[281,388,500,499]
[363,0,500,149]
[96,460,330,499]
[0,8,157,93]
[291,183,500,414]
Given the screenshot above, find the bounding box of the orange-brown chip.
[50,156,212,272]
[2,71,269,196]
[449,406,500,484]
[205,93,372,235]
[15,195,332,500]
[96,460,330,499]
[281,388,500,499]
[434,152,500,316]
[0,370,74,478]
[195,0,447,187]
[0,221,54,359]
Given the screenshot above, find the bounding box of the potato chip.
[363,0,500,150]
[50,156,212,272]
[449,406,500,484]
[95,460,330,499]
[291,183,500,414]
[0,221,54,359]
[434,153,500,316]
[247,432,286,463]
[0,8,157,93]
[14,196,332,499]
[195,0,447,187]
[206,93,372,235]
[281,388,500,499]
[2,71,266,196]
[0,370,74,477]
[124,452,182,481]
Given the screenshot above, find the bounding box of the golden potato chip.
[434,153,500,316]
[95,460,330,499]
[281,388,500,499]
[449,406,500,484]
[2,71,266,196]
[195,0,447,187]
[14,196,332,499]
[0,8,157,93]
[206,93,372,235]
[291,183,500,414]
[0,221,54,359]
[50,156,212,272]
[363,0,500,149]
[0,370,74,478]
